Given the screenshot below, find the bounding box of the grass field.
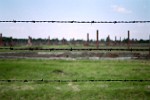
[0,59,150,99]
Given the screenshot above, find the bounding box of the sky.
[0,0,150,40]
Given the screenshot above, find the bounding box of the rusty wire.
[0,20,150,24]
[0,79,149,83]
[0,47,149,51]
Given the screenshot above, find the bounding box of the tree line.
[1,36,150,46]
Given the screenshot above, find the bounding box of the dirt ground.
[0,51,149,60]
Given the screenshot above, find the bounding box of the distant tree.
[122,38,128,43]
[70,38,75,45]
[106,35,111,46]
[138,39,149,43]
[100,39,105,42]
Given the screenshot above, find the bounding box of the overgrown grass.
[0,59,150,99]
[0,59,150,80]
[0,82,149,100]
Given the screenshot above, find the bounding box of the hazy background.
[0,0,150,40]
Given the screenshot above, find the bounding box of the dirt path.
[0,51,149,60]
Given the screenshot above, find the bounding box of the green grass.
[0,59,150,80]
[0,82,149,100]
[0,59,150,99]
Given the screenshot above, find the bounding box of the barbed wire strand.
[0,20,150,24]
[0,79,150,83]
[0,47,149,51]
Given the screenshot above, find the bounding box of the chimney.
[128,30,130,49]
[87,33,89,46]
[96,30,99,48]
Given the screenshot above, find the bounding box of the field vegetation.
[0,59,150,99]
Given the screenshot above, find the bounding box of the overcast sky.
[0,0,150,40]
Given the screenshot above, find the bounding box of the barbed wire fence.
[0,20,150,83]
[0,20,150,52]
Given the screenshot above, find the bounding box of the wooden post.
[96,30,99,49]
[128,30,130,49]
[0,33,2,46]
